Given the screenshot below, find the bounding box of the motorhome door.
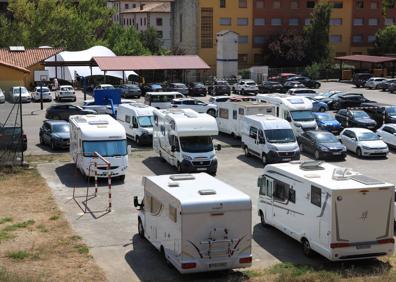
[259,176,274,223]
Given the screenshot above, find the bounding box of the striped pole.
[108,163,112,211]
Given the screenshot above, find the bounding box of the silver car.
[10,86,31,103]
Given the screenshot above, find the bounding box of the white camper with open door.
[134,173,252,273]
[257,161,394,261]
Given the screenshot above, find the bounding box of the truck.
[216,100,275,137]
[241,115,300,165]
[257,161,395,261]
[256,94,317,136]
[117,103,155,145]
[153,108,220,175]
[134,173,252,273]
[69,114,128,182]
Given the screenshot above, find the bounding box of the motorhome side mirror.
[133,123,138,128]
[259,137,266,144]
[286,117,291,122]
[171,145,176,152]
[216,144,222,151]
[133,196,139,208]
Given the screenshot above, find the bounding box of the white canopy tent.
[45,46,138,82]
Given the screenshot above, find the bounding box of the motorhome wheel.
[138,218,145,238]
[119,175,125,182]
[259,211,267,227]
[177,163,183,173]
[244,146,250,157]
[302,239,313,257]
[261,154,267,165]
[207,109,216,117]
[136,136,141,145]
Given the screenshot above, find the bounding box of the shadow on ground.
[142,156,177,175]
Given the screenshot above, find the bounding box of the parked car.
[306,97,328,112]
[234,79,259,95]
[32,86,52,102]
[83,98,136,114]
[340,128,388,158]
[45,104,96,121]
[335,109,377,129]
[208,95,230,105]
[171,98,217,116]
[389,82,396,94]
[377,124,396,149]
[313,112,343,134]
[207,80,231,96]
[187,82,207,96]
[39,120,70,150]
[327,92,371,110]
[164,83,189,96]
[286,76,321,89]
[361,103,396,125]
[119,84,142,98]
[9,86,31,103]
[258,81,283,93]
[268,73,296,83]
[378,79,396,92]
[353,72,372,88]
[364,77,386,89]
[94,84,114,90]
[55,85,76,102]
[287,88,318,98]
[141,83,163,95]
[281,81,305,93]
[0,88,5,103]
[0,125,27,152]
[298,130,346,160]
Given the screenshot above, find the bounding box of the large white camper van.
[241,115,300,164]
[257,161,394,261]
[216,101,275,137]
[134,173,252,273]
[256,94,317,136]
[69,114,128,181]
[153,108,220,175]
[117,103,155,145]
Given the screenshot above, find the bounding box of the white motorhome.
[69,114,128,181]
[216,101,275,137]
[241,115,300,164]
[257,161,394,261]
[256,94,317,136]
[134,173,252,273]
[153,108,220,175]
[144,92,185,109]
[117,103,155,145]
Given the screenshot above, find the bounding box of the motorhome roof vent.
[169,174,195,181]
[332,168,354,180]
[168,181,179,187]
[184,111,198,118]
[299,161,324,171]
[88,120,109,125]
[351,175,385,185]
[198,189,216,195]
[305,173,321,178]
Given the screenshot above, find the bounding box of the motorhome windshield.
[180,136,213,153]
[265,129,296,143]
[290,111,314,121]
[83,140,127,157]
[138,116,153,128]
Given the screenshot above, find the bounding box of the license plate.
[197,167,207,171]
[356,244,371,249]
[333,152,341,155]
[209,262,227,268]
[282,158,291,161]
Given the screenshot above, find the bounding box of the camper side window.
[233,110,237,120]
[125,115,131,123]
[250,127,258,139]
[239,108,244,115]
[219,108,229,119]
[151,196,163,215]
[154,115,159,126]
[311,186,322,207]
[273,179,290,203]
[132,117,138,128]
[169,205,177,222]
[259,177,272,197]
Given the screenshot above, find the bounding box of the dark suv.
[362,104,396,126]
[353,73,372,88]
[335,109,377,130]
[207,80,231,96]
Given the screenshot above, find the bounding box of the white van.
[69,114,128,181]
[216,101,275,137]
[241,115,300,164]
[257,94,317,136]
[144,92,185,109]
[117,103,155,145]
[153,108,220,175]
[257,161,394,261]
[134,173,252,273]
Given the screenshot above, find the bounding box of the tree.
[140,27,162,55]
[304,2,332,65]
[373,25,396,54]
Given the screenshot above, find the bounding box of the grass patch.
[26,154,70,164]
[267,263,341,282]
[3,220,35,232]
[0,217,13,225]
[6,251,30,260]
[70,235,82,241]
[0,267,37,282]
[0,230,15,242]
[243,269,264,278]
[74,244,89,254]
[36,224,48,233]
[49,215,60,221]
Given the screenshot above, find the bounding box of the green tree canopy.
[373,25,396,54]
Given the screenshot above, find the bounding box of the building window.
[256,0,264,8]
[370,1,378,9]
[304,18,311,25]
[201,8,213,48]
[238,54,248,65]
[353,18,363,26]
[330,34,342,43]
[368,18,378,26]
[220,0,226,8]
[306,1,315,8]
[271,18,282,26]
[288,18,299,26]
[330,18,343,25]
[356,0,364,8]
[156,18,163,26]
[219,17,231,25]
[368,35,376,43]
[239,0,247,8]
[179,14,183,42]
[132,4,136,8]
[332,2,343,8]
[237,18,249,26]
[125,4,129,9]
[238,35,248,44]
[254,36,266,45]
[144,18,146,25]
[291,0,299,9]
[385,18,394,25]
[254,18,265,26]
[311,186,321,207]
[273,0,281,8]
[352,35,363,43]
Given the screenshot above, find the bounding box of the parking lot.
[5,81,396,281]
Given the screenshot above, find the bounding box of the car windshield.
[61,87,73,91]
[174,84,187,89]
[386,107,396,116]
[290,110,314,121]
[127,85,139,89]
[352,111,369,118]
[180,136,213,153]
[52,124,70,133]
[357,132,379,141]
[314,133,338,143]
[13,87,28,94]
[265,129,296,143]
[36,88,49,92]
[315,113,334,121]
[216,81,228,86]
[102,85,114,89]
[138,116,153,128]
[83,140,127,157]
[247,82,256,85]
[193,83,205,87]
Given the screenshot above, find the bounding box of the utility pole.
[40,80,44,110]
[19,87,24,165]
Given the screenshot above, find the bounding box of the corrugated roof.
[335,55,396,63]
[0,47,63,69]
[93,55,210,71]
[121,2,170,13]
[0,60,30,73]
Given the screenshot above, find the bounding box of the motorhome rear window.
[311,186,321,207]
[287,98,304,104]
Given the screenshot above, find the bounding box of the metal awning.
[335,55,396,64]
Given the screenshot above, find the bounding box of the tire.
[207,109,216,117]
[259,211,268,227]
[314,83,320,89]
[319,107,326,112]
[119,175,125,182]
[160,246,172,267]
[356,147,363,158]
[299,143,304,153]
[261,153,267,165]
[39,136,44,145]
[314,150,320,160]
[302,238,313,257]
[138,218,145,238]
[333,102,340,110]
[177,162,183,173]
[136,136,141,145]
[244,146,250,157]
[51,140,56,150]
